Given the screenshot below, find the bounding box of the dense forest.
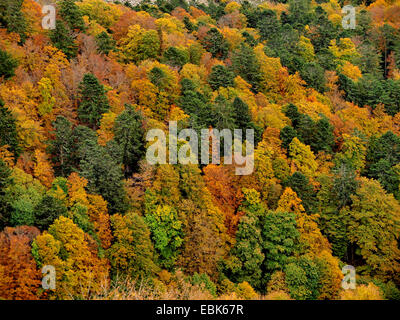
[0,0,400,300]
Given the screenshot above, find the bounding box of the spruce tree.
[284,172,316,213]
[0,159,13,230]
[208,65,235,91]
[0,48,18,80]
[34,195,68,231]
[79,140,128,214]
[0,99,20,160]
[50,20,78,59]
[0,0,27,43]
[78,73,110,129]
[202,28,229,60]
[58,0,86,31]
[231,43,262,93]
[48,116,76,177]
[95,31,116,55]
[113,105,145,178]
[232,97,253,131]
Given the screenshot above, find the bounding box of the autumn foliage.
[0,0,400,301]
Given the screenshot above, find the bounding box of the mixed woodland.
[1,0,400,300]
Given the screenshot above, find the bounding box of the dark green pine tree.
[355,8,373,40]
[78,73,110,129]
[183,16,195,32]
[0,99,21,160]
[367,159,400,198]
[365,131,400,198]
[149,67,167,90]
[317,170,352,259]
[256,9,280,42]
[0,0,27,43]
[283,104,335,153]
[284,0,313,29]
[280,126,298,150]
[0,48,18,80]
[34,195,68,231]
[310,6,337,53]
[48,116,76,177]
[113,105,146,178]
[58,0,86,31]
[210,95,236,131]
[202,28,229,60]
[0,159,13,230]
[239,1,261,29]
[208,65,235,91]
[73,125,99,164]
[358,42,382,79]
[241,30,257,47]
[179,78,212,129]
[284,172,316,213]
[296,114,315,145]
[79,139,128,214]
[379,79,400,116]
[309,116,335,153]
[232,97,263,144]
[232,97,252,130]
[366,131,400,167]
[332,162,359,211]
[49,20,78,59]
[231,43,262,93]
[299,62,326,93]
[162,46,189,69]
[284,104,302,128]
[95,31,116,55]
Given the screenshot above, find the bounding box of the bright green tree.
[262,211,299,273]
[284,255,321,300]
[342,177,400,278]
[224,189,265,290]
[144,190,184,269]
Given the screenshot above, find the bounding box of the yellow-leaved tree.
[32,216,109,299]
[288,137,318,178]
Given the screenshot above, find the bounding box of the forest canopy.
[0,0,400,300]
